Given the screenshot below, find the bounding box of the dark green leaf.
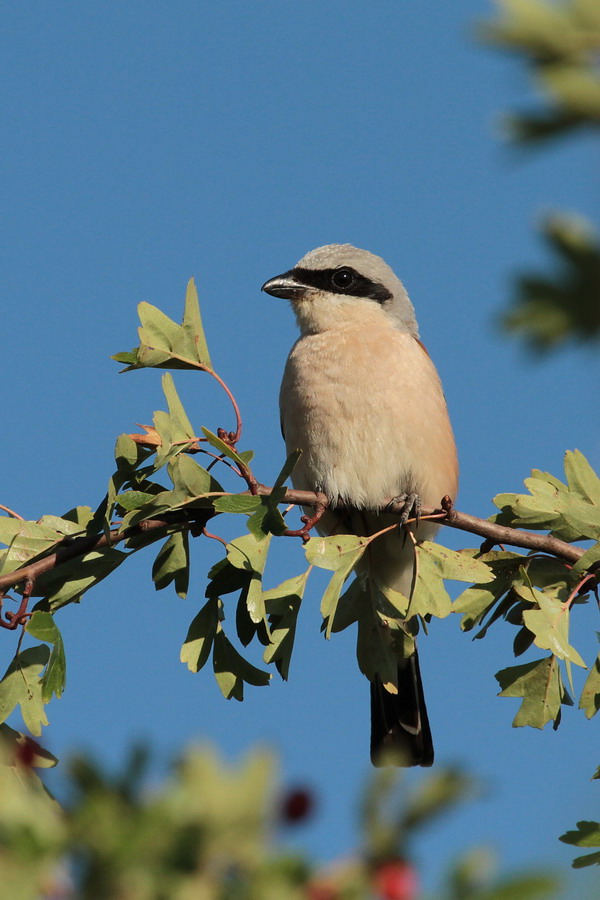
[180,598,220,673]
[35,548,127,610]
[26,611,67,702]
[560,820,600,868]
[579,651,600,719]
[205,557,250,599]
[262,572,309,680]
[115,491,157,511]
[152,531,189,598]
[272,450,302,489]
[212,628,270,700]
[212,495,262,514]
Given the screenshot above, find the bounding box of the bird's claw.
[386,492,422,527]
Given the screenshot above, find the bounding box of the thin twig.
[0,504,24,520]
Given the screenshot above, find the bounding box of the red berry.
[280,787,315,823]
[373,860,418,900]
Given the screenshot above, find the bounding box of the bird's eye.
[331,267,356,290]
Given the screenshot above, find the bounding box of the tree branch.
[255,486,586,564]
[0,488,587,609]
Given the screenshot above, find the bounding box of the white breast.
[280,320,458,511]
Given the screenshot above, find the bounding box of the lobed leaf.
[227,533,272,627]
[305,533,370,572]
[212,628,271,700]
[152,531,189,598]
[579,650,600,720]
[496,655,572,729]
[262,572,309,680]
[113,278,212,371]
[559,820,600,869]
[522,591,586,667]
[25,611,67,702]
[0,646,51,736]
[180,598,220,673]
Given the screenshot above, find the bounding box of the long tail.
[370,649,434,767]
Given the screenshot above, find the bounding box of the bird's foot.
[385,492,422,527]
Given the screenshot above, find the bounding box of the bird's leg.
[385,492,422,527]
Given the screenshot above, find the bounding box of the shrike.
[262,244,458,766]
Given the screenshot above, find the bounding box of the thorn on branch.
[0,578,35,630]
[284,499,327,543]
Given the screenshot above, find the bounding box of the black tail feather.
[370,650,434,767]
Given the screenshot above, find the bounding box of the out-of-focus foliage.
[0,734,564,900]
[502,214,600,352]
[482,0,600,143]
[482,1,599,352]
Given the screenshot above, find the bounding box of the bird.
[262,244,458,766]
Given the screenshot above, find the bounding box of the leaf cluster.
[482,0,600,143]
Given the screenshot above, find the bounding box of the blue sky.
[1,1,598,895]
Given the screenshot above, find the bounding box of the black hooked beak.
[261,269,314,300]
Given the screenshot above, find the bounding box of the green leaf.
[417,542,494,583]
[493,453,600,541]
[572,541,600,577]
[25,611,67,702]
[559,821,600,869]
[522,591,586,667]
[579,651,600,719]
[180,598,220,673]
[152,531,189,598]
[453,552,523,631]
[496,656,572,729]
[407,544,453,620]
[212,628,270,700]
[227,533,272,626]
[320,566,356,639]
[200,427,251,470]
[115,432,142,470]
[181,276,212,368]
[0,646,51,736]
[112,349,138,365]
[246,492,287,540]
[262,572,309,679]
[0,521,63,576]
[115,490,157,511]
[168,452,223,502]
[35,548,127,610]
[212,495,262,514]
[564,449,600,506]
[272,449,302,489]
[305,533,370,571]
[152,373,198,468]
[115,281,212,371]
[205,557,250,599]
[328,578,362,633]
[356,596,413,692]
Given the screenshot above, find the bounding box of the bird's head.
[261,243,419,337]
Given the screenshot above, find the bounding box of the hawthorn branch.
[0,488,589,611]
[255,487,587,564]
